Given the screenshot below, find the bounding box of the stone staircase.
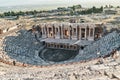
[76,31,120,61]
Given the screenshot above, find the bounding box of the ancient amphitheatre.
[0,10,120,80]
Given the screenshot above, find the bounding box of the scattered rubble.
[0,29,120,80]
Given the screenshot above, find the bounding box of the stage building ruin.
[32,23,104,50]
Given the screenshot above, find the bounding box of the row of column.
[41,26,95,40]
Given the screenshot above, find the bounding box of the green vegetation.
[0,10,46,18]
[0,4,110,18]
[69,4,82,11]
[77,6,103,15]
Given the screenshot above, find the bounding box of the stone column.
[57,27,60,39]
[72,28,74,39]
[42,27,44,35]
[61,26,63,39]
[50,25,52,38]
[54,27,56,39]
[41,27,43,38]
[89,28,91,37]
[68,27,71,39]
[76,27,78,39]
[47,26,49,38]
[79,27,81,40]
[93,28,95,40]
[60,25,63,39]
[77,26,79,40]
[52,24,55,38]
[45,24,48,38]
[59,26,61,39]
[61,25,64,39]
[70,26,72,40]
[85,28,87,40]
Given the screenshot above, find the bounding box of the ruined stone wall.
[33,23,104,41]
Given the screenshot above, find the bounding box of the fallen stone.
[112,71,120,80]
[104,70,113,79]
[89,64,109,71]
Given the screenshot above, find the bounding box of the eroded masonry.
[32,23,104,50]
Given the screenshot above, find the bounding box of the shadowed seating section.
[76,31,120,61]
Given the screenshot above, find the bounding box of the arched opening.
[0,29,3,34]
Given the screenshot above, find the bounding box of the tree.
[105,5,108,8]
[72,6,76,11]
[11,11,15,16]
[78,4,82,8]
[4,12,9,16]
[92,6,96,13]
[33,10,38,14]
[117,6,120,8]
[17,11,24,15]
[100,6,103,12]
[109,5,113,8]
[70,11,74,15]
[75,5,82,9]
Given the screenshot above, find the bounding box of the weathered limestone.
[32,23,104,50]
[112,72,120,80]
[34,23,103,41]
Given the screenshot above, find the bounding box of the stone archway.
[64,29,69,39]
